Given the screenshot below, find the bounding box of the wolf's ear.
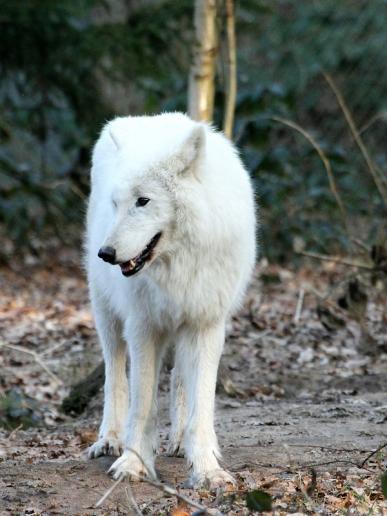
[182,125,205,166]
[175,125,205,175]
[109,129,121,150]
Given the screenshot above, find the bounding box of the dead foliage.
[0,252,386,514]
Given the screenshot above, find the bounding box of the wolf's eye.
[136,197,150,207]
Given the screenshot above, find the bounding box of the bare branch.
[96,448,223,515]
[298,250,375,271]
[360,442,387,468]
[293,287,305,324]
[323,72,387,207]
[124,484,142,515]
[95,476,124,508]
[271,116,351,236]
[0,341,62,384]
[358,110,387,137]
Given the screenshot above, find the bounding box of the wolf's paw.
[88,436,124,459]
[108,450,156,481]
[166,441,185,457]
[186,469,236,491]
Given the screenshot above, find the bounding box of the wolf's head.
[95,114,205,277]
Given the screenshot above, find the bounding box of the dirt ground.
[0,253,386,514]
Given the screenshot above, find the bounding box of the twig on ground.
[67,477,129,513]
[91,442,387,513]
[231,458,373,474]
[8,424,23,440]
[282,443,295,469]
[41,339,71,357]
[95,476,124,508]
[298,250,374,271]
[294,287,305,323]
[129,448,221,515]
[95,448,222,515]
[323,72,387,207]
[271,116,350,236]
[288,444,371,453]
[303,281,357,319]
[296,469,318,513]
[360,442,387,468]
[299,459,373,472]
[297,471,312,503]
[0,341,62,384]
[138,492,166,514]
[306,469,317,496]
[351,238,371,254]
[124,484,142,515]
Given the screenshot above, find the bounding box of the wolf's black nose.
[98,246,116,264]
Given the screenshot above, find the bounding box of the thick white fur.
[86,112,256,488]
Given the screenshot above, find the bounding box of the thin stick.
[0,341,62,384]
[294,287,305,323]
[127,448,219,514]
[223,0,237,139]
[358,111,387,136]
[271,116,350,235]
[98,448,221,515]
[282,443,295,471]
[124,484,142,515]
[323,72,387,207]
[360,442,387,468]
[41,339,70,357]
[95,476,124,508]
[351,238,370,254]
[298,250,374,271]
[8,424,23,439]
[140,478,215,513]
[231,458,373,474]
[295,469,317,514]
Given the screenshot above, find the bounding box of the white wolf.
[86,112,256,488]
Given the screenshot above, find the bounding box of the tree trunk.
[223,0,237,139]
[61,362,105,415]
[188,0,219,122]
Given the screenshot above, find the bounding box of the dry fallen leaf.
[171,503,190,516]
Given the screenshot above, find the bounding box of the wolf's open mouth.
[119,232,162,277]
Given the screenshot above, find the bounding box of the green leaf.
[246,490,272,512]
[381,471,387,499]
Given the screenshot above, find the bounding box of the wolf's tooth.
[129,259,136,269]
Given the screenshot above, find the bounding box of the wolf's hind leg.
[88,293,128,458]
[167,363,187,457]
[178,323,236,489]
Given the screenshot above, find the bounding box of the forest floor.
[0,251,386,515]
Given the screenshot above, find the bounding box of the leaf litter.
[0,252,386,514]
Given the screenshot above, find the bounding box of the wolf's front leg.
[88,295,128,458]
[109,324,165,480]
[167,359,187,457]
[178,323,235,489]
